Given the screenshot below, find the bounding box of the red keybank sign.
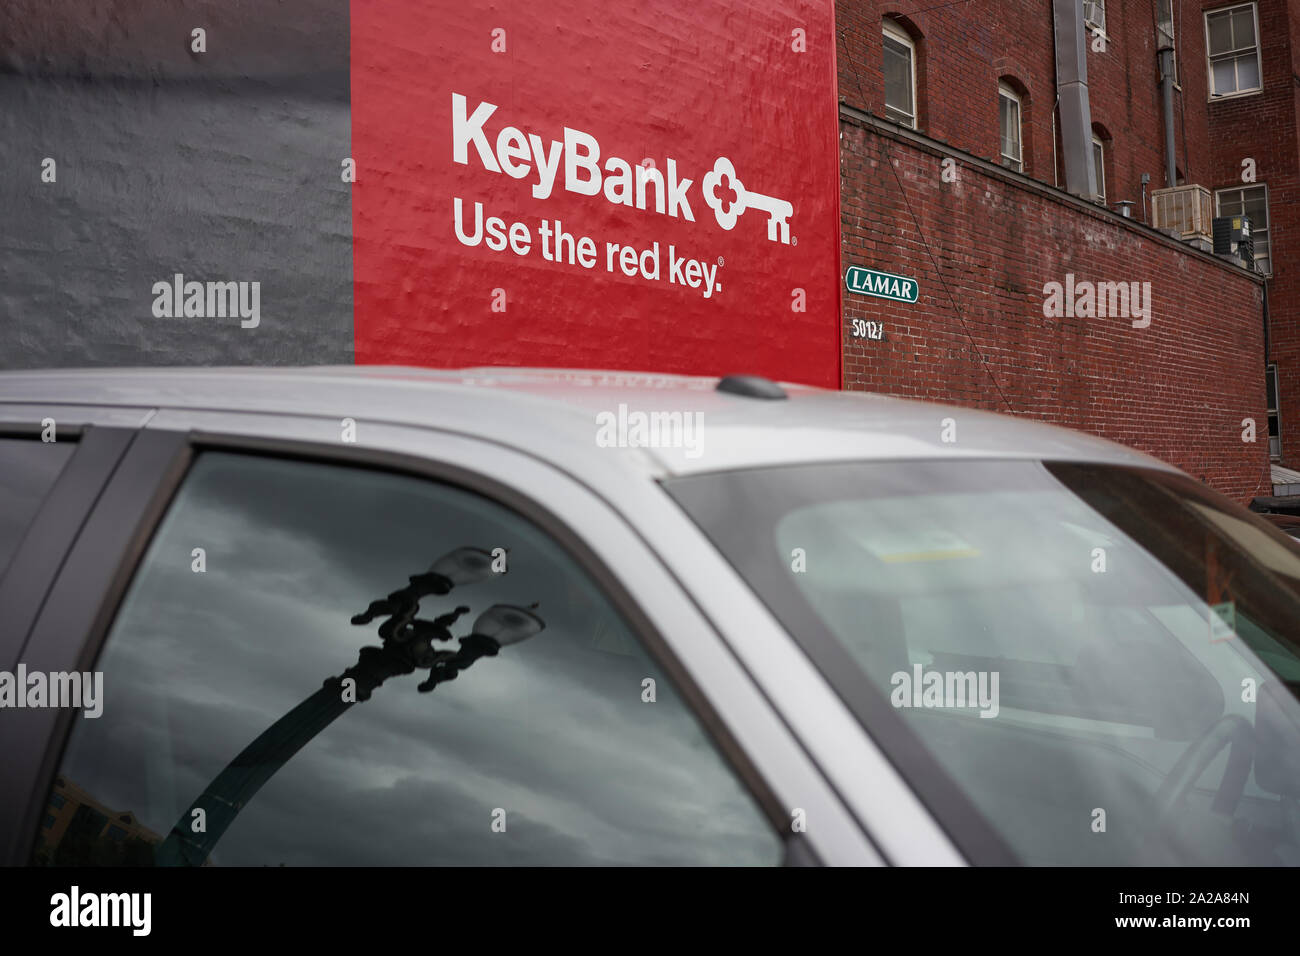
[351,1,841,387]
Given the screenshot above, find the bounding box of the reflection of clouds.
[228,773,603,867]
[57,453,777,865]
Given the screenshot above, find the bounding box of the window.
[882,21,916,128]
[1216,184,1271,273]
[0,438,75,580]
[33,452,779,866]
[1084,0,1106,35]
[998,83,1022,171]
[1091,136,1106,204]
[50,794,66,810]
[1206,3,1261,97]
[670,459,1300,865]
[42,815,55,830]
[1267,363,1281,459]
[1157,0,1178,84]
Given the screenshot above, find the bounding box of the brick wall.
[840,112,1269,502]
[1202,0,1300,470]
[837,1,1211,215]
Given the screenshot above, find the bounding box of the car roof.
[0,365,1175,479]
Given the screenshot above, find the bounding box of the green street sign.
[845,266,919,303]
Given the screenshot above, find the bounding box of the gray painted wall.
[0,0,353,369]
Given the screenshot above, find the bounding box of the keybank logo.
[451,93,794,243]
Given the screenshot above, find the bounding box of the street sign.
[845,265,919,303]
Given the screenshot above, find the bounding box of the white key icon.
[702,157,794,243]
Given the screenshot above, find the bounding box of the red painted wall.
[351,0,843,387]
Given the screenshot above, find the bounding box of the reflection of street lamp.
[416,603,543,692]
[153,554,540,867]
[353,547,498,642]
[474,603,545,645]
[429,546,497,586]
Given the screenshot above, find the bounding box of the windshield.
[666,459,1300,865]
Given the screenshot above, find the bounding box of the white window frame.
[1215,183,1271,275]
[882,21,917,129]
[1205,2,1262,99]
[998,82,1023,172]
[1084,0,1107,37]
[1091,136,1106,205]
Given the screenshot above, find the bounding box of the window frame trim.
[1215,181,1272,276]
[1084,0,1107,37]
[998,82,1024,171]
[0,428,132,672]
[1204,2,1263,100]
[0,427,190,868]
[882,19,918,130]
[1091,134,1107,205]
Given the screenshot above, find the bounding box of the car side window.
[32,450,780,866]
[0,437,75,580]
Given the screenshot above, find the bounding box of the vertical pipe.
[1263,278,1271,365]
[1159,47,1177,187]
[1051,94,1059,188]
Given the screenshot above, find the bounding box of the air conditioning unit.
[1083,0,1105,32]
[1151,184,1213,243]
[1213,215,1255,269]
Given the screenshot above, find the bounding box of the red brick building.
[836,0,1298,504]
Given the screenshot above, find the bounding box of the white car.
[2,366,1299,866]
